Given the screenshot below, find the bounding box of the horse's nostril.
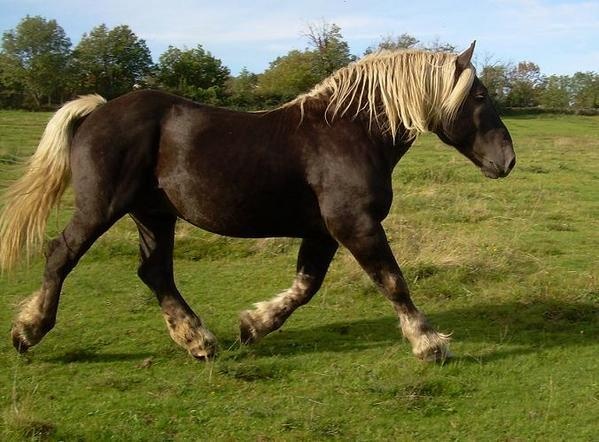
[507,156,516,171]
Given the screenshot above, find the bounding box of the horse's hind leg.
[11,210,120,352]
[131,210,217,360]
[240,235,338,344]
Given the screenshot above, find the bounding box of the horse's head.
[435,42,516,179]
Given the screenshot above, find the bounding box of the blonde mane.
[289,49,476,141]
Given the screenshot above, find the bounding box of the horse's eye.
[475,94,486,101]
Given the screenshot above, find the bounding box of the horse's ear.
[456,41,476,74]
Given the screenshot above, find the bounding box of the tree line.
[1,16,597,112]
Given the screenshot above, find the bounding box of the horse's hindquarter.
[157,105,323,237]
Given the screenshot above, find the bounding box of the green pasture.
[0,110,597,440]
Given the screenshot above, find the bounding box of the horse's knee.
[44,237,62,259]
[137,260,171,293]
[137,261,156,287]
[43,236,80,280]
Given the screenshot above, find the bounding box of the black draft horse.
[0,43,515,362]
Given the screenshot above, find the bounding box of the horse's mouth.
[470,152,512,179]
[481,167,502,179]
[481,162,513,179]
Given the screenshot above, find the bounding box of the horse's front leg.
[240,235,338,344]
[332,221,451,361]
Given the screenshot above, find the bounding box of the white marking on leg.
[12,291,47,349]
[240,274,312,343]
[161,301,217,359]
[398,311,451,361]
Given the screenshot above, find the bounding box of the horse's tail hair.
[0,94,106,272]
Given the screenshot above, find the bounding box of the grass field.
[0,110,598,440]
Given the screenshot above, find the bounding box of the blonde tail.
[0,94,106,271]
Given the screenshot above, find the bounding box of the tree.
[0,16,71,109]
[539,75,571,108]
[505,61,543,107]
[365,33,456,55]
[570,72,599,109]
[479,60,510,109]
[364,33,419,55]
[257,50,320,104]
[72,24,152,98]
[257,22,355,106]
[227,68,259,109]
[423,37,456,53]
[0,53,25,108]
[303,21,355,77]
[155,45,230,104]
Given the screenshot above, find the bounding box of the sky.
[0,0,597,76]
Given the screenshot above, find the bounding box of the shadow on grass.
[23,300,596,366]
[237,300,598,363]
[41,349,154,363]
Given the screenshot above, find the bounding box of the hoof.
[239,311,259,345]
[413,332,452,363]
[12,332,31,353]
[11,322,42,354]
[186,330,218,361]
[189,349,214,361]
[187,337,217,361]
[162,312,218,361]
[417,347,453,363]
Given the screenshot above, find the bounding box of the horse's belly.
[159,177,324,238]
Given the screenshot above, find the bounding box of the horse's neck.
[351,105,416,163]
[290,93,415,168]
